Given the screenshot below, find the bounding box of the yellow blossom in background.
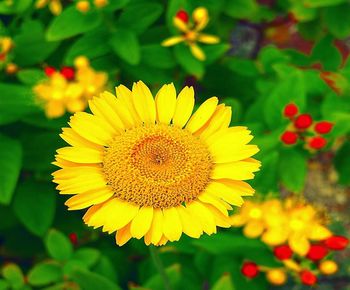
[232,198,332,256]
[35,0,62,15]
[76,0,90,13]
[0,36,13,55]
[53,81,260,246]
[162,7,220,61]
[34,56,107,118]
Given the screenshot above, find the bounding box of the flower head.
[162,7,220,61]
[53,81,260,246]
[34,56,107,118]
[35,0,62,15]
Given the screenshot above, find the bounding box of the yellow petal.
[131,81,156,124]
[172,86,195,128]
[55,172,106,194]
[163,207,182,242]
[130,206,154,239]
[56,147,102,164]
[49,0,62,15]
[115,85,140,125]
[198,193,228,216]
[116,223,132,246]
[243,220,265,238]
[60,128,102,150]
[161,36,185,47]
[204,204,231,228]
[261,229,288,246]
[177,206,203,238]
[173,17,189,33]
[289,234,310,256]
[52,166,102,180]
[308,225,332,241]
[211,159,261,180]
[186,97,218,133]
[65,188,114,210]
[218,179,255,196]
[155,83,177,124]
[193,7,209,31]
[69,112,115,146]
[197,33,220,44]
[156,235,168,246]
[205,181,244,206]
[186,201,216,235]
[189,43,206,61]
[145,209,164,245]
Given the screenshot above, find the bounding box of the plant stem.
[149,246,172,290]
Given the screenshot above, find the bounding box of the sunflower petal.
[155,83,177,124]
[163,207,182,242]
[172,86,195,128]
[130,206,154,239]
[132,81,156,124]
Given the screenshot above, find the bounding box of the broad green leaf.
[324,3,350,39]
[225,0,258,19]
[73,248,100,268]
[70,269,121,290]
[46,7,102,41]
[27,262,62,286]
[2,264,24,289]
[226,58,259,77]
[144,264,181,290]
[303,0,346,7]
[45,229,73,261]
[203,43,229,65]
[13,20,59,66]
[13,180,56,236]
[117,3,163,34]
[311,36,342,70]
[278,148,306,192]
[258,45,289,73]
[0,0,32,14]
[93,256,117,282]
[104,0,130,11]
[334,141,350,186]
[0,279,9,290]
[211,274,235,290]
[0,134,22,205]
[110,29,140,65]
[141,44,176,69]
[17,69,46,85]
[174,44,204,77]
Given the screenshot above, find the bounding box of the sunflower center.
[102,124,213,209]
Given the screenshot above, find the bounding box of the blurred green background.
[0,0,349,289]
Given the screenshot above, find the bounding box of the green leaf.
[334,141,350,186]
[2,264,24,289]
[203,44,229,65]
[27,262,62,287]
[225,0,258,19]
[110,29,140,65]
[93,256,117,282]
[13,20,59,66]
[324,3,350,39]
[311,36,342,70]
[0,279,9,290]
[73,248,100,268]
[226,58,259,77]
[211,274,235,290]
[13,180,56,236]
[278,148,306,192]
[303,0,346,8]
[144,264,181,290]
[174,44,204,77]
[117,3,163,34]
[0,0,32,14]
[46,7,102,41]
[45,229,73,262]
[17,69,46,85]
[70,269,121,290]
[141,44,176,69]
[0,134,22,205]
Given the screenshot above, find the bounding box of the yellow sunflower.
[53,81,260,246]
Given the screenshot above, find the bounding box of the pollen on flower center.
[102,124,213,209]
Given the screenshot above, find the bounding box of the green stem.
[149,246,172,290]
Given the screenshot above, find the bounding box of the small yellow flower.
[266,269,287,285]
[5,63,18,74]
[34,56,108,118]
[232,198,332,256]
[319,260,338,275]
[76,0,90,13]
[35,0,62,15]
[162,7,220,61]
[0,37,13,55]
[94,0,108,8]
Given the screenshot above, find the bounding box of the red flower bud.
[325,236,349,251]
[309,136,327,150]
[294,114,313,129]
[241,262,259,279]
[314,121,333,134]
[61,66,75,80]
[283,103,298,118]
[69,233,78,246]
[44,66,56,77]
[306,245,328,261]
[176,10,189,23]
[300,270,317,286]
[274,245,293,260]
[281,131,298,145]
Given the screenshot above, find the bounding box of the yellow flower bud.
[74,56,90,68]
[5,63,18,74]
[94,0,108,8]
[266,269,287,285]
[193,7,208,23]
[1,37,13,54]
[319,260,338,275]
[76,1,90,13]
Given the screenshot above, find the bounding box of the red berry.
[314,121,333,134]
[69,233,78,246]
[60,66,75,80]
[325,236,349,251]
[306,245,328,261]
[283,103,298,118]
[309,136,327,150]
[281,131,298,145]
[294,114,313,129]
[274,245,293,260]
[300,270,317,286]
[241,262,259,279]
[44,66,56,77]
[176,9,189,23]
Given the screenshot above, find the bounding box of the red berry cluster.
[241,235,348,286]
[280,103,333,150]
[44,65,75,80]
